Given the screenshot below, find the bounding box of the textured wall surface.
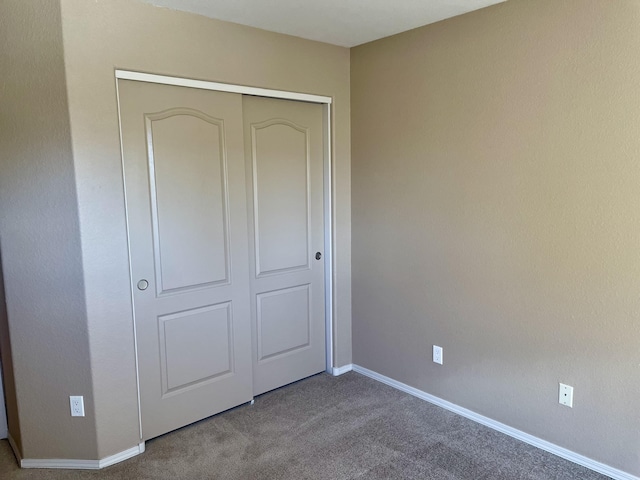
[60,0,351,458]
[0,0,96,459]
[351,0,640,475]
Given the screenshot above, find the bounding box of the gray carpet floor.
[0,372,610,479]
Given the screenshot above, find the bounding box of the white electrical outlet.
[559,383,573,408]
[70,396,85,417]
[433,345,443,365]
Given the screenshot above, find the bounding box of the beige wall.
[59,0,351,458]
[0,0,97,459]
[351,0,640,475]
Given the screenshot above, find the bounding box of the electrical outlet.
[70,396,85,417]
[432,345,443,365]
[559,383,573,408]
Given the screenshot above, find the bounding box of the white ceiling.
[143,0,507,47]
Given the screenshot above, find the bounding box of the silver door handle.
[137,279,149,291]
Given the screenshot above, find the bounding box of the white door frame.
[115,70,335,439]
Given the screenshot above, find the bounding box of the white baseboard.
[98,442,145,469]
[332,364,353,376]
[352,364,638,480]
[18,442,145,470]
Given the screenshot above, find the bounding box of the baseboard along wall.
[331,364,637,480]
[9,435,145,470]
[332,364,354,376]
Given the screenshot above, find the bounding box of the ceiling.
[143,0,507,48]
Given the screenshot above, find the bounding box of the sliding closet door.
[243,96,326,396]
[118,80,253,441]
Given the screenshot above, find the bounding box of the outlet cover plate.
[70,396,85,417]
[559,383,573,407]
[433,345,443,365]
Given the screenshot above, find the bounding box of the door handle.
[137,279,149,291]
[315,252,322,260]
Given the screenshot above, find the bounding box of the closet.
[117,79,326,441]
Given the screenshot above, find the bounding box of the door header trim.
[115,70,333,105]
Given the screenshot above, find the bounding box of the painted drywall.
[351,0,640,476]
[0,0,96,459]
[59,0,351,458]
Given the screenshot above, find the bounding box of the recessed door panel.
[244,96,326,396]
[118,80,253,441]
[159,302,232,394]
[148,110,229,293]
[257,285,310,361]
[252,121,309,275]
